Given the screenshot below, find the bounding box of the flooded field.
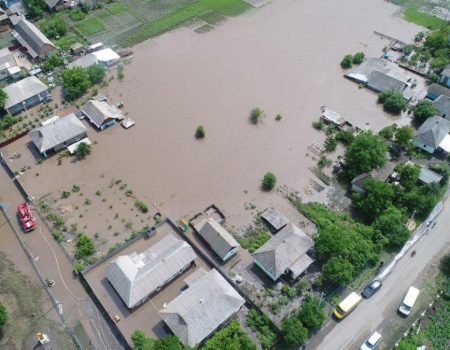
[2,0,421,233]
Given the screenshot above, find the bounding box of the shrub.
[281,316,307,346]
[412,100,436,123]
[324,136,337,152]
[378,90,406,115]
[87,64,105,84]
[72,184,80,192]
[262,172,277,191]
[125,189,133,197]
[69,9,86,21]
[250,108,263,124]
[296,297,326,332]
[0,303,8,329]
[74,142,91,159]
[46,213,64,228]
[441,254,450,277]
[246,309,276,349]
[52,230,64,242]
[317,155,332,169]
[238,228,270,253]
[134,200,149,213]
[340,54,353,68]
[195,125,205,139]
[42,55,64,72]
[61,190,70,199]
[352,52,365,64]
[335,130,354,145]
[312,119,324,130]
[75,234,95,259]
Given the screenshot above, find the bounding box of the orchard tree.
[378,90,406,115]
[87,64,106,84]
[75,233,95,259]
[352,179,394,221]
[296,297,325,332]
[395,126,414,147]
[281,316,308,346]
[62,67,91,101]
[396,163,420,190]
[345,131,387,177]
[372,206,409,249]
[412,100,436,123]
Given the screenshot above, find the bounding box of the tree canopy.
[87,64,106,84]
[395,126,414,147]
[42,55,65,72]
[396,163,420,190]
[378,90,406,114]
[203,320,256,350]
[412,100,436,123]
[353,179,395,221]
[345,131,387,178]
[296,297,325,331]
[281,316,308,346]
[62,67,91,101]
[340,54,353,69]
[372,206,409,250]
[0,303,7,329]
[262,172,277,191]
[75,233,95,259]
[39,17,67,39]
[74,142,91,159]
[23,0,47,18]
[0,89,7,109]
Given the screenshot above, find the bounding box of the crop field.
[402,8,447,29]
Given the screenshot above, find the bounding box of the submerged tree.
[262,172,277,191]
[74,142,91,159]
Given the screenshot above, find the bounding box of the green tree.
[321,257,354,286]
[0,89,6,109]
[378,90,406,115]
[345,131,387,177]
[75,233,95,259]
[0,303,7,329]
[441,254,450,277]
[352,52,365,64]
[412,100,436,123]
[0,114,15,130]
[353,179,394,221]
[281,316,308,346]
[74,142,91,159]
[424,31,449,55]
[62,67,91,101]
[195,125,205,139]
[153,336,183,350]
[131,330,153,350]
[262,172,277,191]
[249,107,263,124]
[340,54,353,69]
[296,297,325,332]
[23,0,47,18]
[86,64,106,84]
[39,17,67,39]
[395,126,414,147]
[203,320,256,350]
[379,124,396,140]
[42,55,65,72]
[396,163,420,190]
[324,136,337,152]
[372,206,409,249]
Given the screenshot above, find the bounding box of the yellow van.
[333,292,362,319]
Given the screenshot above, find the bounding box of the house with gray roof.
[106,234,196,309]
[81,99,123,130]
[413,116,450,154]
[4,76,49,114]
[426,83,450,101]
[433,95,450,120]
[67,54,98,69]
[261,208,289,233]
[194,218,240,262]
[351,162,396,193]
[45,0,66,11]
[29,113,87,157]
[0,48,21,81]
[439,64,450,88]
[159,267,245,347]
[367,71,407,93]
[12,18,56,59]
[252,223,314,281]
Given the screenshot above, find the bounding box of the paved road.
[308,200,450,350]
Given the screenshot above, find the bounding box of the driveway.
[308,200,450,350]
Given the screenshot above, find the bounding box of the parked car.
[362,280,382,298]
[360,331,382,350]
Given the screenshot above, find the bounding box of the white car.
[360,331,382,350]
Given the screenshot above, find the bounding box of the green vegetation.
[0,115,16,130]
[262,172,277,191]
[75,233,95,259]
[352,179,394,221]
[54,35,81,50]
[324,136,337,152]
[46,212,64,228]
[61,190,71,199]
[372,206,409,249]
[281,316,307,346]
[117,64,124,80]
[403,8,447,30]
[106,2,129,15]
[352,52,365,64]
[249,107,264,124]
[0,89,6,109]
[72,184,80,192]
[42,54,65,72]
[378,90,406,114]
[246,309,276,349]
[118,0,250,47]
[195,125,205,139]
[0,303,8,330]
[74,142,91,159]
[87,64,106,84]
[52,230,64,243]
[340,54,353,69]
[335,130,354,145]
[238,226,270,253]
[395,125,414,147]
[39,17,67,39]
[379,124,397,140]
[203,320,256,350]
[131,330,186,350]
[76,16,106,36]
[413,100,436,123]
[134,200,149,213]
[23,0,46,18]
[69,9,86,22]
[62,67,91,101]
[345,131,387,178]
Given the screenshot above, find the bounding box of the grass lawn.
[106,2,129,15]
[54,35,84,49]
[75,16,106,36]
[117,0,250,47]
[403,8,447,30]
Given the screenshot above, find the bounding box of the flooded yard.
[3,0,422,233]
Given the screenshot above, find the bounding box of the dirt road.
[308,200,450,350]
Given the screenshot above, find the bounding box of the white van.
[398,286,420,316]
[360,331,382,350]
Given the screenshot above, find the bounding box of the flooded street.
[3,0,421,230]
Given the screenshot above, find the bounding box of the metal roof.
[414,116,450,150]
[367,71,407,93]
[81,99,122,128]
[433,95,450,119]
[261,208,289,232]
[441,64,450,77]
[4,76,48,110]
[0,48,18,72]
[419,167,443,184]
[351,162,396,190]
[195,218,240,260]
[12,18,55,58]
[159,268,245,347]
[67,54,98,69]
[427,83,450,100]
[106,233,197,309]
[29,113,86,153]
[252,223,314,279]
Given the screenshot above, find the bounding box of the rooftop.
[105,233,197,309]
[252,223,314,279]
[367,71,407,93]
[427,83,450,100]
[81,99,123,128]
[433,95,450,119]
[351,162,396,190]
[4,76,48,110]
[419,167,443,184]
[29,113,86,153]
[12,17,55,58]
[414,116,450,150]
[159,267,245,347]
[261,208,289,232]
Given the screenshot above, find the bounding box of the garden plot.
[36,177,159,260]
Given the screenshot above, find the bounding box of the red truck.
[17,203,36,232]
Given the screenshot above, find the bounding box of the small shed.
[418,167,443,185]
[321,109,345,127]
[261,208,289,233]
[70,43,84,55]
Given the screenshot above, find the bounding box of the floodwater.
[3,0,421,231]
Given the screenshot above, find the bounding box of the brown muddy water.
[3,0,421,232]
